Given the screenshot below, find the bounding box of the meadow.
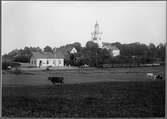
[2,66,165,117]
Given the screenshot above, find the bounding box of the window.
[53,60,56,64]
[58,60,61,64]
[47,60,49,64]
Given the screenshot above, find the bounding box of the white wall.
[113,50,120,57]
[70,48,77,54]
[30,58,64,67]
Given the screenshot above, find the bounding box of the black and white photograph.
[1,1,166,118]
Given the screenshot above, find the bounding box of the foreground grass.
[2,81,165,117]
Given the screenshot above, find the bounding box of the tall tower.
[91,21,103,48]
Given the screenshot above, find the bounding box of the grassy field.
[2,66,165,85]
[2,66,165,117]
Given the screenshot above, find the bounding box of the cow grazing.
[155,74,163,80]
[48,77,64,85]
[146,73,163,80]
[146,73,154,79]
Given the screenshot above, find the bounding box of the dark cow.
[146,73,163,80]
[155,74,163,80]
[48,77,64,85]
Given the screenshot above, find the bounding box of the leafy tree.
[2,62,21,70]
[73,42,82,51]
[2,42,165,65]
[157,43,165,60]
[44,46,53,52]
[148,43,157,58]
[86,41,99,49]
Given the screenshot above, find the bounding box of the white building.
[102,43,120,57]
[30,46,78,67]
[30,52,64,67]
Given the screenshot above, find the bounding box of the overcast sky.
[2,1,166,54]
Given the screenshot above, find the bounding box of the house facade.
[30,46,77,67]
[30,52,64,67]
[112,49,120,57]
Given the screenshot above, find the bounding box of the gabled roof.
[102,42,119,50]
[31,45,77,59]
[31,52,56,59]
[109,46,119,50]
[54,49,66,59]
[102,42,111,46]
[31,51,64,59]
[70,47,77,54]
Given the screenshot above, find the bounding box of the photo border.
[0,0,166,119]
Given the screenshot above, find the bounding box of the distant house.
[30,52,64,67]
[102,42,120,57]
[30,46,78,67]
[70,47,77,54]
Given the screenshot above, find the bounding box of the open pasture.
[2,66,165,86]
[2,81,165,117]
[2,66,165,117]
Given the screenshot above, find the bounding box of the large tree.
[44,46,53,52]
[148,43,157,58]
[73,42,82,51]
[86,41,99,49]
[157,43,165,60]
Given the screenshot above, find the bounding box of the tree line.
[67,42,165,67]
[2,41,165,67]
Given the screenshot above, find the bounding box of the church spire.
[91,21,103,48]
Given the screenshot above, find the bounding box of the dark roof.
[31,45,76,59]
[102,42,119,50]
[54,45,76,59]
[102,42,111,46]
[31,51,63,59]
[54,49,66,59]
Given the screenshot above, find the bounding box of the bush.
[2,62,21,70]
[12,67,22,75]
[2,62,9,70]
[14,56,29,63]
